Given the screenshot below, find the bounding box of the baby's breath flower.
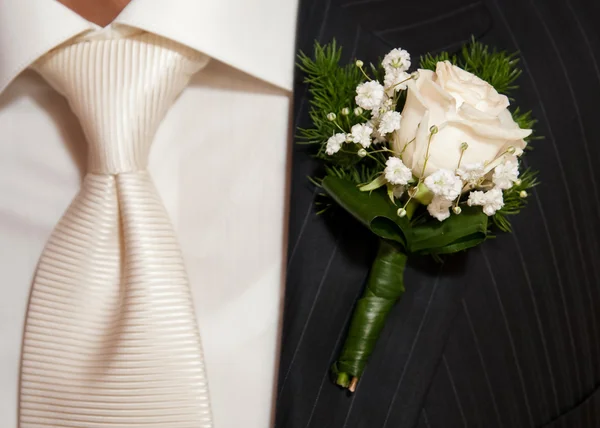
[355,81,385,111]
[325,133,346,155]
[493,160,519,189]
[427,195,453,221]
[482,188,504,215]
[424,169,463,201]
[384,70,411,92]
[350,123,373,148]
[378,111,402,135]
[467,190,485,206]
[382,48,411,74]
[373,128,385,144]
[467,188,504,216]
[457,162,485,184]
[384,157,412,185]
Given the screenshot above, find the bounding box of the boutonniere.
[298,39,539,392]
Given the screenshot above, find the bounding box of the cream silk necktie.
[19,31,213,427]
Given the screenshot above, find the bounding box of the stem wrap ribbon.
[331,240,407,387]
[321,176,488,390]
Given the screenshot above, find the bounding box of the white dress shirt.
[0,1,298,427]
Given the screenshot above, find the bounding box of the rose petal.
[408,111,432,176]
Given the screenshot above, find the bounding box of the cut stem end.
[334,373,359,392]
[335,372,350,388]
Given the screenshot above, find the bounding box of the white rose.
[392,61,532,178]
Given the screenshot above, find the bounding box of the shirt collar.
[0,0,298,94]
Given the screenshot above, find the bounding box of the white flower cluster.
[382,48,411,92]
[462,159,519,217]
[384,157,412,185]
[423,169,463,221]
[355,81,385,111]
[418,159,520,221]
[325,133,346,155]
[492,160,520,189]
[377,157,521,222]
[325,124,374,155]
[353,51,412,143]
[324,46,527,223]
[424,169,462,201]
[350,124,374,148]
[378,111,402,135]
[467,188,505,216]
[325,123,373,156]
[427,196,454,221]
[456,162,485,184]
[326,50,409,156]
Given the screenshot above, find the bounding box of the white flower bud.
[460,142,469,151]
[354,107,364,116]
[453,206,462,215]
[514,179,522,186]
[507,146,516,154]
[358,149,367,158]
[429,125,438,134]
[355,60,364,68]
[520,190,528,198]
[397,208,407,218]
[341,107,350,116]
[327,112,337,121]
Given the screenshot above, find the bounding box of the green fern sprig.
[296,41,362,143]
[512,107,542,144]
[297,41,385,182]
[492,169,539,232]
[419,51,458,70]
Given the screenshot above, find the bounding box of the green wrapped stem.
[332,239,407,390]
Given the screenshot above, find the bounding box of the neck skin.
[57,0,132,27]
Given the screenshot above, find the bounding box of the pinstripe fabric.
[422,1,600,427]
[278,0,600,427]
[19,32,213,427]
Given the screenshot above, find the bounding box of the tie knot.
[35,32,208,174]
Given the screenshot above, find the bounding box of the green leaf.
[322,176,488,255]
[331,240,407,386]
[386,183,396,204]
[408,206,488,254]
[322,176,409,247]
[359,175,387,192]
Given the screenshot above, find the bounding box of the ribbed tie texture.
[19,33,213,428]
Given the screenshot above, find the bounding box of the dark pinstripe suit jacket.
[276,0,600,427]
